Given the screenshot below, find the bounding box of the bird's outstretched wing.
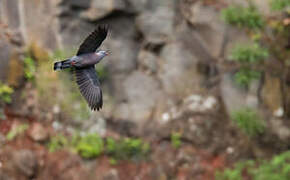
[75,66,103,111]
[76,25,108,56]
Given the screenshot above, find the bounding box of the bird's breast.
[73,54,100,68]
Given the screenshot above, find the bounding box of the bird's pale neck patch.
[96,51,108,59]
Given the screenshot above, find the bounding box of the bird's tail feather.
[53,59,71,71]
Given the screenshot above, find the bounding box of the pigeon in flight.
[53,26,109,111]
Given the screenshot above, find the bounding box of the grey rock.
[103,169,119,180]
[158,42,200,96]
[28,123,49,142]
[80,0,126,21]
[127,0,149,13]
[180,1,227,58]
[270,118,290,141]
[0,31,13,82]
[22,0,61,50]
[146,0,176,11]
[223,0,248,6]
[183,94,218,113]
[137,50,158,73]
[220,73,259,114]
[13,150,37,177]
[136,6,175,44]
[65,0,91,8]
[105,38,138,73]
[113,71,162,124]
[83,117,106,136]
[59,18,95,50]
[1,0,21,29]
[101,17,139,74]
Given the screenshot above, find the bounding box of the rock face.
[136,6,175,44]
[158,42,200,97]
[113,71,162,126]
[0,29,15,82]
[0,0,285,143]
[81,0,126,21]
[1,0,290,179]
[13,150,38,177]
[137,50,158,73]
[28,123,49,142]
[220,73,260,113]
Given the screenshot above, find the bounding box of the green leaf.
[231,108,265,137]
[24,56,36,81]
[0,82,14,104]
[221,5,264,29]
[171,132,182,149]
[6,124,29,141]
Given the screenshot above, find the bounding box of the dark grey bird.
[53,26,109,111]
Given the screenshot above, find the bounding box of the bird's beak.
[105,50,110,56]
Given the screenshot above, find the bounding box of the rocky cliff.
[1,0,290,179]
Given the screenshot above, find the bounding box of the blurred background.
[0,0,290,179]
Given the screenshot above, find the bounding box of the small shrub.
[48,135,69,152]
[76,134,104,158]
[230,44,269,64]
[171,132,182,149]
[106,137,118,154]
[231,108,265,137]
[6,123,29,141]
[216,161,255,180]
[47,134,150,161]
[253,151,290,179]
[270,0,290,11]
[216,151,290,180]
[106,137,150,161]
[23,56,36,81]
[230,43,268,87]
[221,5,264,29]
[0,82,13,104]
[234,68,261,87]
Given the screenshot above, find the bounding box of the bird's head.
[96,50,109,57]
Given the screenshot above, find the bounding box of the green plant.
[47,133,150,161]
[106,137,150,161]
[171,132,182,148]
[216,161,255,180]
[234,68,261,87]
[0,82,13,104]
[229,43,268,87]
[23,56,36,81]
[48,135,69,152]
[221,5,264,29]
[252,151,290,179]
[216,160,255,180]
[230,44,269,64]
[6,123,29,141]
[216,151,290,180]
[270,0,290,11]
[76,134,104,158]
[231,108,265,137]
